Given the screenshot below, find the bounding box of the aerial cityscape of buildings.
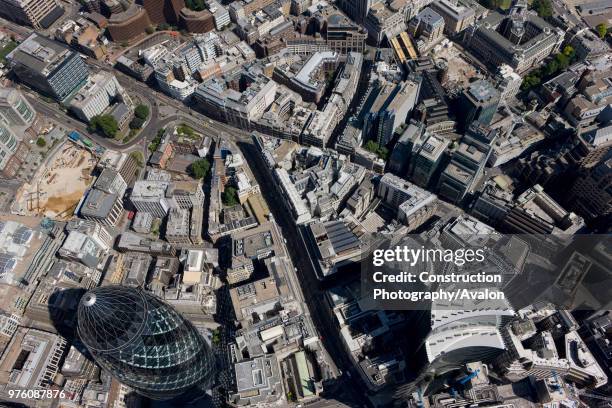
[0,0,610,405]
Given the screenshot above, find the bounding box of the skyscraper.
[567,153,612,222]
[337,0,378,23]
[0,87,37,127]
[0,120,27,178]
[458,79,500,130]
[77,286,215,400]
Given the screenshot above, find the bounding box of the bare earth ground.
[13,141,96,220]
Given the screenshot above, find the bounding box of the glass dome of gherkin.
[77,286,215,400]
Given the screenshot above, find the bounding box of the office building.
[566,124,612,170]
[0,328,67,391]
[430,0,475,34]
[388,122,420,176]
[163,206,191,245]
[325,13,368,54]
[58,231,105,268]
[408,8,445,52]
[232,355,282,405]
[130,180,175,218]
[567,155,612,222]
[98,149,140,186]
[407,128,447,188]
[207,0,229,29]
[463,7,564,73]
[0,87,37,127]
[438,130,492,204]
[364,82,400,145]
[495,314,607,388]
[229,222,284,284]
[459,79,500,129]
[365,1,408,45]
[0,0,64,29]
[107,5,151,43]
[301,53,362,147]
[143,0,184,25]
[77,286,216,399]
[179,8,215,33]
[171,180,204,208]
[501,184,585,234]
[66,219,114,251]
[275,51,340,104]
[79,170,127,228]
[121,253,152,287]
[69,72,130,122]
[117,231,175,256]
[61,345,98,380]
[494,64,522,102]
[376,80,420,147]
[194,75,277,130]
[0,122,27,178]
[378,173,438,229]
[570,29,609,60]
[7,34,89,102]
[308,219,365,278]
[337,0,377,23]
[424,300,514,377]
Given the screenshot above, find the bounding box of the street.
[238,142,371,408]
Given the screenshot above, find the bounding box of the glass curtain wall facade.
[77,285,215,400]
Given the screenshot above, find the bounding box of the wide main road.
[24,76,249,153]
[86,59,250,144]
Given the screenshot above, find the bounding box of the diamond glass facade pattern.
[77,286,215,400]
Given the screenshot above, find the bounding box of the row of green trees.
[521,46,576,91]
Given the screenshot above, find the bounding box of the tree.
[596,23,607,39]
[130,117,145,129]
[521,71,542,91]
[185,0,205,11]
[364,140,389,160]
[145,25,155,35]
[90,115,119,138]
[364,140,378,152]
[36,137,46,147]
[189,158,210,179]
[532,0,552,18]
[149,128,165,151]
[211,328,221,346]
[554,52,570,70]
[544,60,558,76]
[134,104,150,120]
[562,45,575,59]
[222,186,239,206]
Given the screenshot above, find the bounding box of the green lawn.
[0,41,17,63]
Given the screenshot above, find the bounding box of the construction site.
[12,141,97,220]
[433,42,485,95]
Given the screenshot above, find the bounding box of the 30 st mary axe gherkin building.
[77,286,215,400]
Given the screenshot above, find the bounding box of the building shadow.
[47,287,89,356]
